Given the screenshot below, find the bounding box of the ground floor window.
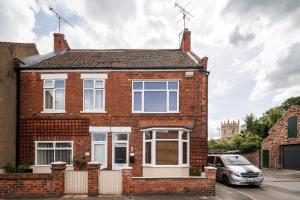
[92,133,107,168]
[143,128,189,166]
[35,141,73,165]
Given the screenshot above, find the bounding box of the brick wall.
[122,167,216,195]
[19,118,90,165]
[262,106,300,169]
[19,71,208,175]
[242,150,261,168]
[0,162,66,198]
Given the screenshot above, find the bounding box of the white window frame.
[132,80,179,113]
[81,79,106,113]
[142,128,190,167]
[112,132,130,170]
[34,141,73,166]
[42,79,66,113]
[91,132,107,168]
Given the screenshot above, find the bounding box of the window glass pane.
[169,91,178,111]
[95,90,103,110]
[183,142,187,164]
[54,80,64,88]
[145,131,152,140]
[156,141,178,165]
[182,132,188,140]
[56,142,71,148]
[114,145,127,164]
[156,131,178,139]
[144,91,166,112]
[44,80,53,88]
[84,89,94,110]
[37,149,54,165]
[94,144,106,164]
[114,134,128,141]
[93,134,106,141]
[134,92,142,111]
[55,149,71,164]
[168,81,178,90]
[95,80,104,88]
[45,90,54,109]
[37,143,53,148]
[133,82,143,90]
[144,82,167,90]
[55,89,65,110]
[84,80,94,88]
[145,142,151,164]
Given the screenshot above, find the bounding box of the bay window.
[143,128,189,166]
[43,79,65,111]
[132,81,179,113]
[35,141,73,165]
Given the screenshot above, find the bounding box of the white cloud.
[1,0,300,139]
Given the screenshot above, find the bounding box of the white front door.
[92,133,107,168]
[112,133,129,170]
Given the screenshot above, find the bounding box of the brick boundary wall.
[122,167,217,195]
[0,162,66,198]
[242,150,261,168]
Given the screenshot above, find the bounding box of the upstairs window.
[83,80,105,112]
[43,80,65,111]
[132,81,179,113]
[288,116,297,138]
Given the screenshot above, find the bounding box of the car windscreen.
[222,155,251,166]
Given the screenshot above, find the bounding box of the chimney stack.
[180,28,191,52]
[53,33,70,53]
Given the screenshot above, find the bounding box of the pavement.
[224,169,300,200]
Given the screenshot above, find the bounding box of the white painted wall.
[33,166,74,173]
[143,166,189,177]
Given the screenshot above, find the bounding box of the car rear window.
[207,156,215,164]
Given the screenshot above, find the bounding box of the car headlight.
[230,171,241,177]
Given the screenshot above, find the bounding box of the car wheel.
[222,175,230,186]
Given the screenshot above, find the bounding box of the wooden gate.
[98,170,123,195]
[65,170,88,194]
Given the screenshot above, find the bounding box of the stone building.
[0,42,38,172]
[220,120,240,142]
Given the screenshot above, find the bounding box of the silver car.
[207,154,264,186]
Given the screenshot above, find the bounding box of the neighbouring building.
[0,42,38,172]
[262,105,300,170]
[220,119,240,142]
[16,29,210,178]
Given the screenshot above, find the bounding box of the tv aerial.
[49,6,74,33]
[174,2,193,30]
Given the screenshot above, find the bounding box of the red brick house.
[262,105,300,170]
[17,28,209,177]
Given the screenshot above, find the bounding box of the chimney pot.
[53,33,70,53]
[180,28,191,52]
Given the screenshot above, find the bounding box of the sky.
[1,0,300,138]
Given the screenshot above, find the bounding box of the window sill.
[132,112,180,114]
[41,110,66,114]
[142,165,189,168]
[80,110,107,113]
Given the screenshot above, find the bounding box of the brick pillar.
[51,162,66,197]
[204,166,217,178]
[122,169,132,194]
[88,162,100,197]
